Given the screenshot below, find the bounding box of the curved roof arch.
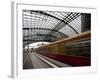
[23,10,82,47]
[23,10,81,34]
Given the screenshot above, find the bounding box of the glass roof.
[23,10,82,47]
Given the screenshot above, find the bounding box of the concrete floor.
[23,52,71,69]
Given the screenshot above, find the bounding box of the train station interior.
[23,10,91,69]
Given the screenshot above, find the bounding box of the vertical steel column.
[81,13,91,32]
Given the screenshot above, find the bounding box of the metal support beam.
[23,27,68,37]
[24,10,79,34]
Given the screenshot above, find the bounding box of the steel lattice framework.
[23,10,82,47]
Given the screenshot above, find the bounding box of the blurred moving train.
[28,31,91,67]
